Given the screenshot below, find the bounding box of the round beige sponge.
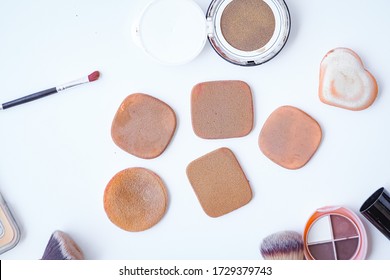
[104,167,168,232]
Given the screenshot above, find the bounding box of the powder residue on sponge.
[104,167,168,232]
[111,93,176,159]
[259,106,322,169]
[191,80,253,139]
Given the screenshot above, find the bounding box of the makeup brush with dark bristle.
[0,71,100,110]
[41,230,84,260]
[260,231,304,260]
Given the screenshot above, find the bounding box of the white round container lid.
[134,0,207,65]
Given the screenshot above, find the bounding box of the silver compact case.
[133,0,291,66]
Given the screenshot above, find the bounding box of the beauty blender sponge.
[259,106,322,169]
[319,48,378,110]
[191,80,253,139]
[186,147,252,217]
[104,168,168,232]
[111,93,176,159]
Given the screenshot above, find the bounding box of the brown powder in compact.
[220,0,275,51]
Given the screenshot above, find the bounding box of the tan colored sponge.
[186,147,252,217]
[104,168,168,232]
[191,80,253,139]
[111,93,176,159]
[259,106,322,169]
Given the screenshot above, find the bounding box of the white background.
[0,0,389,260]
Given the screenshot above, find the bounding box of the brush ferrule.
[56,77,89,92]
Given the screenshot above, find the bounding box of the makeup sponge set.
[104,47,378,235]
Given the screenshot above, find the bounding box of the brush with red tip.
[0,71,100,110]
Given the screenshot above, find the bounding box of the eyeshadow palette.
[306,214,360,260]
[304,207,367,260]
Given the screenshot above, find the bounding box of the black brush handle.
[2,87,58,109]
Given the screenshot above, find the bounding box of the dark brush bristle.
[41,230,84,260]
[260,231,304,260]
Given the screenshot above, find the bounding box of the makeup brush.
[0,71,100,110]
[41,230,84,260]
[260,231,304,260]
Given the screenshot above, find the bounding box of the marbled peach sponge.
[319,48,378,110]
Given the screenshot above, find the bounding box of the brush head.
[41,230,84,260]
[260,231,304,260]
[88,71,100,82]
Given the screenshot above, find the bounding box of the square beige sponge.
[186,147,252,217]
[191,80,253,139]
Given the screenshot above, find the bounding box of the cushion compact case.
[132,0,291,66]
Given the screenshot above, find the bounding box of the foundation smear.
[221,0,275,51]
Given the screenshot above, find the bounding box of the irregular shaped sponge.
[319,48,378,111]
